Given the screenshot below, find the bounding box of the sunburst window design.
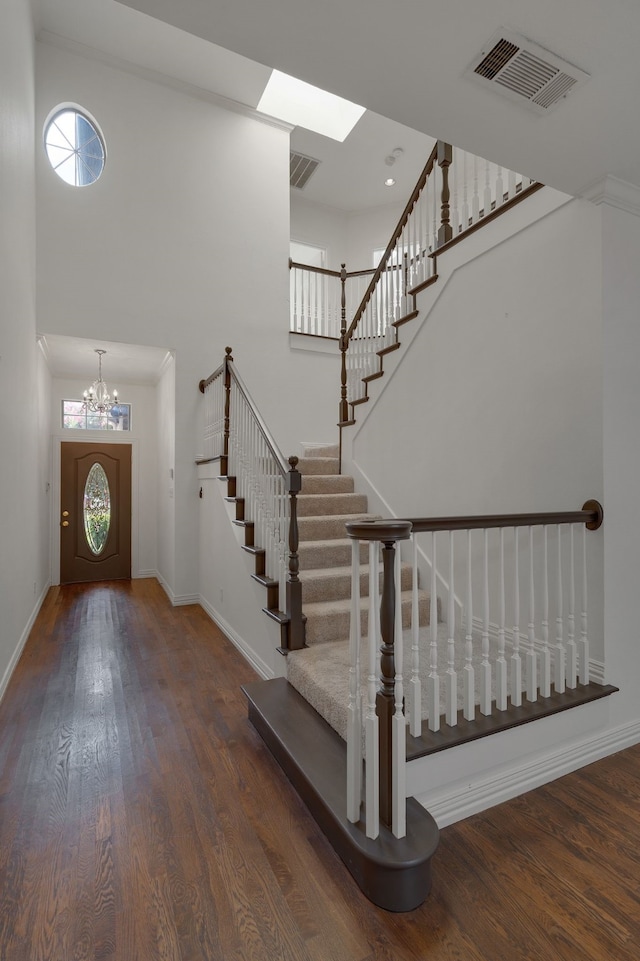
[84,463,111,555]
[44,107,106,186]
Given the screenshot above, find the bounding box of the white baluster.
[540,526,551,697]
[496,528,508,710]
[495,165,504,207]
[567,525,577,688]
[392,545,406,839]
[347,538,363,823]
[365,541,380,839]
[511,527,522,707]
[555,525,566,693]
[451,153,459,236]
[579,524,589,684]
[480,528,491,715]
[472,155,480,224]
[427,531,440,732]
[463,530,475,721]
[461,150,469,233]
[445,530,457,727]
[526,527,538,702]
[483,160,492,216]
[508,168,516,201]
[409,534,422,736]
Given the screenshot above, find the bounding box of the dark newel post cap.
[225,346,233,360]
[345,519,412,542]
[287,456,302,494]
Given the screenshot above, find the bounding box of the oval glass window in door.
[84,463,111,555]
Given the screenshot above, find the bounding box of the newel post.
[222,346,233,476]
[437,141,453,248]
[286,456,306,650]
[338,263,349,427]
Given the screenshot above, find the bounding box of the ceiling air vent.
[465,29,589,114]
[290,152,320,189]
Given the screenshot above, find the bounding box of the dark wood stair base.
[243,677,439,913]
[407,681,618,761]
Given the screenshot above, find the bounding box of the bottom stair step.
[242,677,439,912]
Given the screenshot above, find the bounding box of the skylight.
[257,70,366,142]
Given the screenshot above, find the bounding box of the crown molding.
[581,175,640,217]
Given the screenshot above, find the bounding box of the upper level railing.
[198,348,305,650]
[344,502,605,841]
[289,261,375,340]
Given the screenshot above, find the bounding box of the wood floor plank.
[1,578,640,960]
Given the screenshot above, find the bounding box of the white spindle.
[526,526,537,702]
[409,534,422,736]
[567,525,577,688]
[508,168,516,201]
[445,531,457,727]
[461,150,469,232]
[427,532,440,732]
[495,166,504,207]
[451,155,459,236]
[347,539,362,823]
[472,155,480,223]
[496,527,507,710]
[555,525,566,693]
[511,528,522,706]
[540,526,551,697]
[392,546,406,839]
[579,524,589,684]
[365,541,380,839]
[480,528,491,715]
[483,160,492,217]
[463,530,475,721]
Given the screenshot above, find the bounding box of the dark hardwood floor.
[1,578,639,960]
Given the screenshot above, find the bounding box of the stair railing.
[339,142,541,431]
[345,501,604,841]
[199,347,305,650]
[289,259,375,339]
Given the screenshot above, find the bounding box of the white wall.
[50,376,159,582]
[0,0,46,699]
[35,40,337,602]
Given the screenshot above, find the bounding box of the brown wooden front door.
[60,442,132,584]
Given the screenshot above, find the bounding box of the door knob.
[62,510,69,517]
[61,520,69,527]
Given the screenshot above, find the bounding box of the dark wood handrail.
[198,358,226,394]
[346,141,439,342]
[346,502,603,541]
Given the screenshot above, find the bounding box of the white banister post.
[409,533,422,736]
[445,530,457,727]
[480,528,491,715]
[347,538,363,823]
[540,526,551,697]
[496,527,508,710]
[567,524,578,688]
[427,531,440,732]
[555,525,566,693]
[511,527,522,707]
[392,546,406,839]
[579,523,590,684]
[463,530,475,721]
[526,526,538,702]
[365,540,380,839]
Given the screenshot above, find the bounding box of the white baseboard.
[0,581,51,704]
[155,572,199,606]
[199,595,273,680]
[416,717,640,828]
[133,569,157,579]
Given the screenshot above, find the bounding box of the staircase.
[286,444,432,740]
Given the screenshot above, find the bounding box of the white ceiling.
[41,334,172,383]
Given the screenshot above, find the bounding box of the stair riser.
[305,595,431,646]
[302,445,339,459]
[301,564,413,604]
[297,493,368,517]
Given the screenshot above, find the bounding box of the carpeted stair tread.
[298,513,380,542]
[304,589,431,646]
[298,538,369,570]
[297,492,368,517]
[297,456,339,475]
[300,562,412,604]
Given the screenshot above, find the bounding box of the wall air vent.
[290,152,320,189]
[465,29,589,114]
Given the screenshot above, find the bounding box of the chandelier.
[83,349,118,414]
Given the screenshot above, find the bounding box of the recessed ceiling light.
[384,178,396,187]
[257,69,366,142]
